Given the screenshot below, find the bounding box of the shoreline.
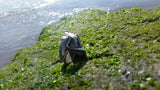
[1,0,160,69]
[0,50,18,68]
[0,7,160,89]
[1,6,160,69]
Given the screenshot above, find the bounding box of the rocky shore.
[0,8,160,89]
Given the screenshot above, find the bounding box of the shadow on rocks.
[61,55,88,75]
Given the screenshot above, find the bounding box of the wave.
[0,0,59,19]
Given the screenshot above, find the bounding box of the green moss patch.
[0,8,160,89]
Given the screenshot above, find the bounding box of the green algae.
[0,8,160,89]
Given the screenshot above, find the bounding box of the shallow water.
[0,0,160,68]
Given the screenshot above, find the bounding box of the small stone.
[118,70,121,72]
[86,44,89,48]
[146,77,151,81]
[138,70,144,75]
[127,71,130,74]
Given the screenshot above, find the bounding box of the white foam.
[48,20,55,25]
[0,0,59,18]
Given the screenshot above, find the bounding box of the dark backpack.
[59,31,86,65]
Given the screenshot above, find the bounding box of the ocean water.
[0,0,160,67]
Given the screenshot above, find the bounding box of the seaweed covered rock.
[0,8,160,89]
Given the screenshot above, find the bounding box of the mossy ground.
[0,8,160,90]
